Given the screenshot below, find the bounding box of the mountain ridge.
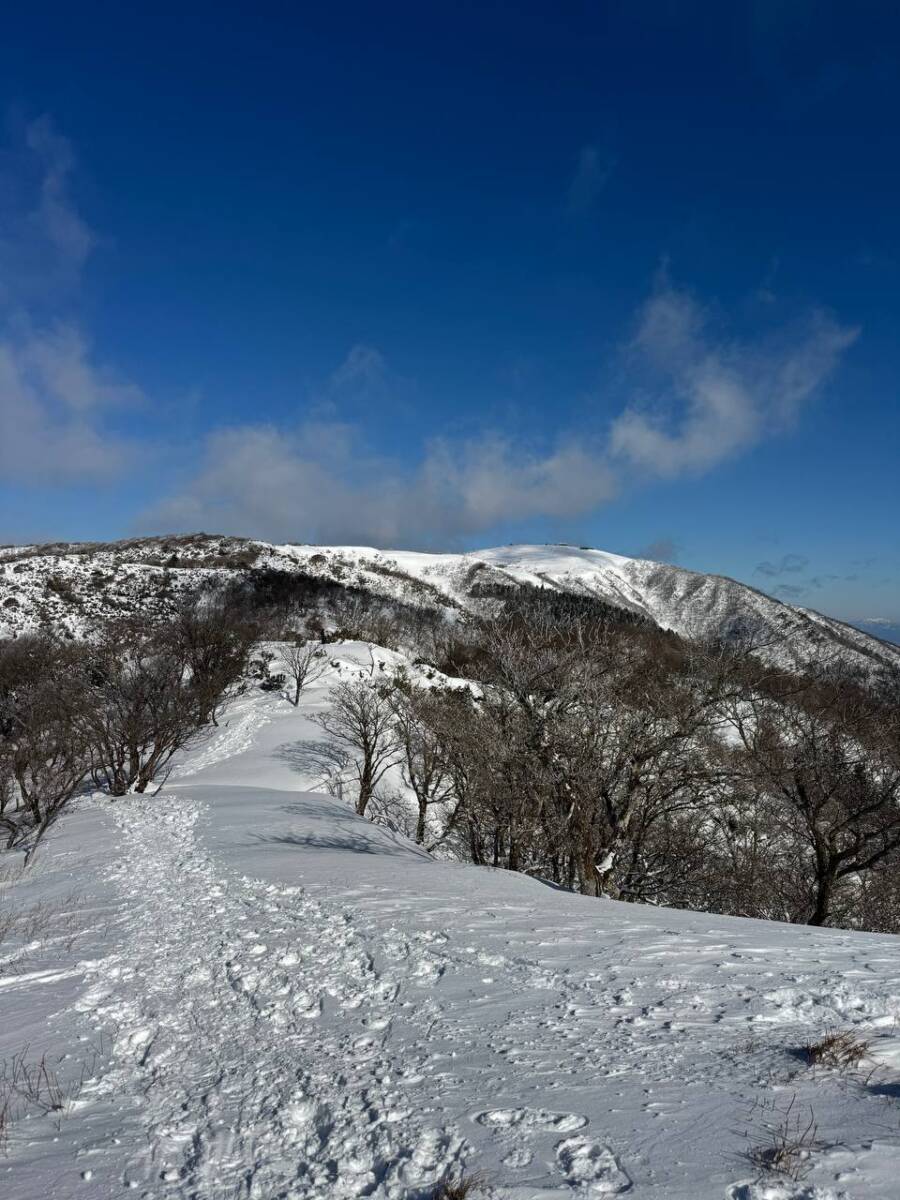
[1,533,897,679]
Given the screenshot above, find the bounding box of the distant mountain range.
[2,535,898,679]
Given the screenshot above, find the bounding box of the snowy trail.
[6,674,900,1199]
[76,794,465,1199]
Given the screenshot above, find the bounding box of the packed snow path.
[78,795,465,1199]
[4,678,900,1199]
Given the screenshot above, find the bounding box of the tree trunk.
[809,872,836,926]
[415,800,427,845]
[578,851,601,896]
[356,764,373,815]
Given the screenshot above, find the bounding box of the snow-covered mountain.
[2,534,898,678]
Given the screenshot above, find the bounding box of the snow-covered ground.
[3,649,900,1199]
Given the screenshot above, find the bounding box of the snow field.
[2,646,900,1198]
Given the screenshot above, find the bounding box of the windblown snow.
[3,645,900,1199]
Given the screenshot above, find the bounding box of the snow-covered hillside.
[3,649,900,1199]
[1,535,898,679]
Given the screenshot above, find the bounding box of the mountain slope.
[4,665,900,1198]
[1,534,897,678]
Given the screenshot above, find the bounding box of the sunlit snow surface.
[3,645,900,1199]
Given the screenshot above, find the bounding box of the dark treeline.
[0,591,258,863]
[2,568,899,935]
[397,601,900,932]
[290,585,900,934]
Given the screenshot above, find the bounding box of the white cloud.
[0,322,139,482]
[145,424,617,547]
[144,276,858,547]
[609,280,859,478]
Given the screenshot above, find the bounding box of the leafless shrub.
[329,595,404,649]
[0,891,84,974]
[4,1051,68,1114]
[81,623,207,795]
[0,1044,97,1149]
[430,1171,487,1199]
[804,1028,870,1070]
[404,612,734,896]
[747,1094,822,1181]
[81,597,255,795]
[366,786,418,840]
[276,639,327,706]
[170,594,258,725]
[0,905,15,952]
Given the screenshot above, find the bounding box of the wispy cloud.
[24,116,96,271]
[328,343,387,394]
[0,114,94,305]
[0,117,141,482]
[566,145,615,214]
[145,274,858,545]
[772,583,810,600]
[635,537,682,564]
[755,553,809,577]
[609,276,859,478]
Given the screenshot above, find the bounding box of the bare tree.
[79,597,257,796]
[727,683,900,926]
[171,593,257,725]
[0,636,90,864]
[389,682,455,845]
[406,686,486,860]
[276,639,327,706]
[82,621,209,796]
[409,611,743,899]
[312,678,400,816]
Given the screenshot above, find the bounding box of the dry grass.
[0,892,84,978]
[0,1044,99,1152]
[803,1027,870,1070]
[4,1050,69,1114]
[748,1094,823,1182]
[430,1171,487,1199]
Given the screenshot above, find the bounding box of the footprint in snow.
[555,1135,631,1193]
[728,1184,828,1200]
[474,1106,589,1133]
[412,956,446,985]
[293,991,322,1019]
[502,1146,534,1168]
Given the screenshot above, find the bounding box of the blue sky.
[0,1,898,633]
